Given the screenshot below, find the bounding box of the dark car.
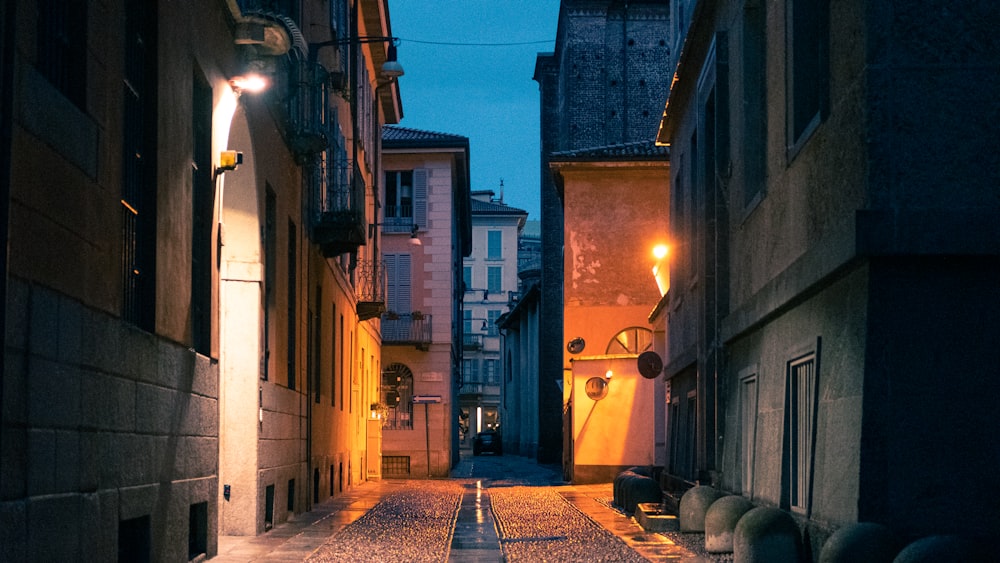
[473,430,502,456]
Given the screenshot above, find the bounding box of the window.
[739,367,759,497]
[385,253,412,313]
[484,359,500,385]
[287,479,295,512]
[264,484,274,530]
[786,352,817,514]
[384,170,414,220]
[743,1,767,208]
[192,72,212,354]
[487,266,502,294]
[37,0,87,109]
[606,327,653,355]
[487,230,502,260]
[119,515,151,563]
[463,309,473,334]
[384,169,427,232]
[786,0,829,153]
[264,188,276,380]
[463,266,472,292]
[382,363,413,429]
[463,359,480,383]
[487,309,501,336]
[121,0,157,332]
[287,221,297,390]
[188,502,207,561]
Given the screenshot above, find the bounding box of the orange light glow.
[229,73,269,94]
[652,244,669,260]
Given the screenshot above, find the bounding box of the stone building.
[534,0,672,465]
[378,125,472,478]
[658,0,1000,556]
[1,0,401,559]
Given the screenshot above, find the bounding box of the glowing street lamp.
[652,244,670,296]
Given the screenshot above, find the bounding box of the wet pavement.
[214,452,712,562]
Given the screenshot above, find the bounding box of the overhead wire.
[398,38,554,47]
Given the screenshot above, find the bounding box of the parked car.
[473,430,502,456]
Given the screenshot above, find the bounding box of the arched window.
[382,363,413,429]
[606,327,654,355]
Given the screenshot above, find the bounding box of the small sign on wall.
[421,372,443,382]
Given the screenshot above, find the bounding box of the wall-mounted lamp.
[370,222,421,246]
[652,243,671,296]
[229,56,272,95]
[310,36,404,81]
[216,150,243,176]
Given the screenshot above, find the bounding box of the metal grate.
[382,456,410,477]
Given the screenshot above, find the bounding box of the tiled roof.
[471,198,527,215]
[382,125,468,146]
[549,140,669,160]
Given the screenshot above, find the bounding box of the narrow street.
[215,454,714,562]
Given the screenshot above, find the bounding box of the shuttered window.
[385,253,412,314]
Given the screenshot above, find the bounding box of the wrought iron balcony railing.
[463,334,483,350]
[355,259,386,321]
[382,313,432,350]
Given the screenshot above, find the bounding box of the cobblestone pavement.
[217,453,715,562]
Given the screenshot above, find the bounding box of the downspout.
[0,0,16,480]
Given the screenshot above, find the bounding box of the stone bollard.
[892,535,986,563]
[613,469,663,514]
[733,507,802,563]
[705,495,755,553]
[679,485,725,532]
[818,522,897,563]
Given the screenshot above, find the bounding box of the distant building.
[498,221,542,458]
[460,189,527,450]
[379,125,472,477]
[659,0,1000,555]
[535,0,673,465]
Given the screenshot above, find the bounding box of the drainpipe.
[0,0,17,483]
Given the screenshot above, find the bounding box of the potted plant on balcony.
[411,310,425,321]
[385,310,400,320]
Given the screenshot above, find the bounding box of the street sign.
[412,395,442,404]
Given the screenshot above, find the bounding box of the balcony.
[312,159,366,257]
[355,259,386,321]
[382,313,432,350]
[463,334,483,350]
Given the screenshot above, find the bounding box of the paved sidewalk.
[213,479,405,562]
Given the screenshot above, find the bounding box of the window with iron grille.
[37,0,87,109]
[120,0,156,331]
[382,456,410,476]
[382,363,413,430]
[739,368,759,497]
[786,352,817,514]
[264,187,276,380]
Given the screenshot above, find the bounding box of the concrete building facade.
[658,0,1000,555]
[1,0,402,559]
[379,125,471,478]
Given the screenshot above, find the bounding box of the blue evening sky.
[387,1,561,220]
